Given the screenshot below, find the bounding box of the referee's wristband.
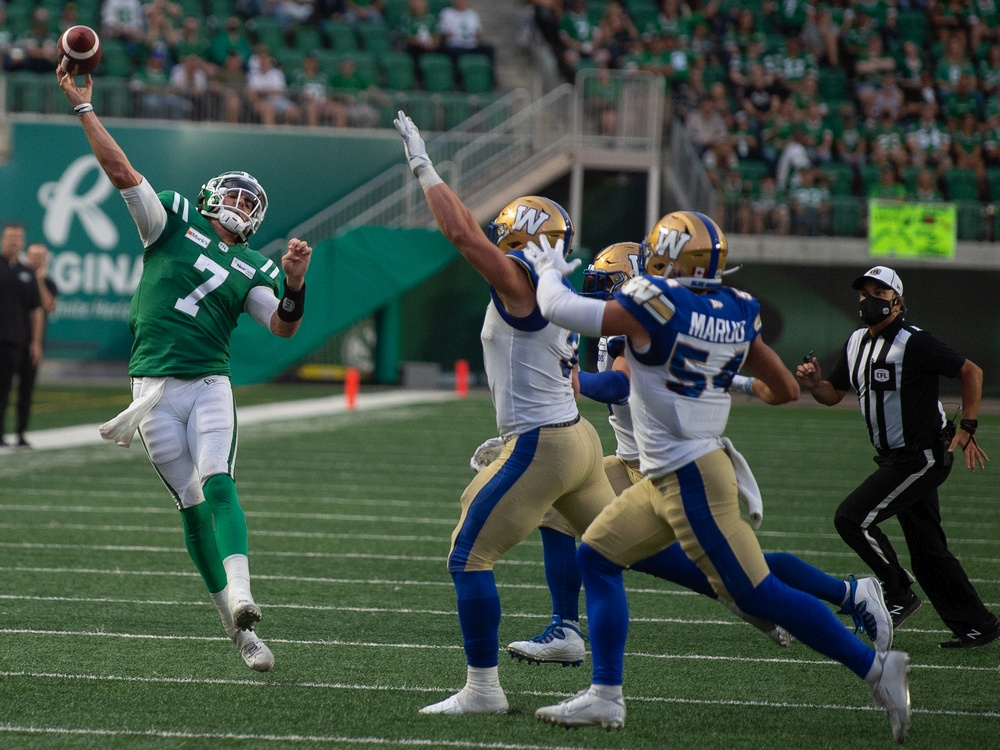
[277,281,305,322]
[959,419,978,436]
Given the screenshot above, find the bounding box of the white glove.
[393,110,436,180]
[470,436,505,472]
[524,235,580,278]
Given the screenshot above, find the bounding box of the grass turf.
[0,392,997,749]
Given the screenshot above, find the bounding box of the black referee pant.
[0,342,24,444]
[834,447,995,636]
[15,348,38,437]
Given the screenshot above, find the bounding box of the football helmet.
[582,242,640,299]
[639,211,727,288]
[198,171,268,242]
[486,196,574,257]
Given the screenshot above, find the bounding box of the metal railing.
[260,85,576,256]
[574,68,664,154]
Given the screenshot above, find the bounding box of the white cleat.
[230,592,261,632]
[506,616,587,666]
[234,629,274,672]
[868,650,911,744]
[536,687,626,730]
[842,575,893,651]
[419,686,509,715]
[720,598,793,647]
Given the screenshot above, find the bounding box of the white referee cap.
[852,265,903,296]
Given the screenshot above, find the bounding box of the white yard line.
[18,390,457,451]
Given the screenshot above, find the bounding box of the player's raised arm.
[393,110,535,315]
[56,69,142,190]
[269,238,312,338]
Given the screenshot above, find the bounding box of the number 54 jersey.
[615,275,762,478]
[128,191,282,379]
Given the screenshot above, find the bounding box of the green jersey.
[128,190,281,379]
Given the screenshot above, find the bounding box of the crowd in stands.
[0,0,497,126]
[531,0,1000,236]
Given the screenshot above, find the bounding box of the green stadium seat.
[359,24,393,57]
[250,17,286,50]
[295,24,323,51]
[987,166,1000,200]
[419,52,455,92]
[818,67,848,101]
[860,163,883,194]
[327,21,358,52]
[821,162,854,196]
[957,201,981,240]
[443,93,473,128]
[406,91,439,130]
[457,53,492,94]
[832,196,864,237]
[207,0,235,20]
[383,0,408,27]
[703,63,726,88]
[96,39,134,78]
[897,10,928,47]
[738,159,768,184]
[93,76,132,117]
[348,51,380,89]
[381,51,416,90]
[900,165,921,195]
[274,47,305,75]
[945,168,979,201]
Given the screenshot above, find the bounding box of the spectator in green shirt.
[912,168,944,201]
[868,165,907,200]
[209,16,252,67]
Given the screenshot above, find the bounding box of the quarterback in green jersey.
[58,67,313,672]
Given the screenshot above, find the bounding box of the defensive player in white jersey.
[58,69,313,672]
[525,212,913,744]
[394,111,620,715]
[507,244,889,666]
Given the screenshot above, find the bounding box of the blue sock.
[452,570,502,668]
[735,574,875,679]
[540,527,581,621]
[577,543,629,685]
[632,541,717,598]
[764,552,849,606]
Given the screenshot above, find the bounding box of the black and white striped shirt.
[828,317,965,453]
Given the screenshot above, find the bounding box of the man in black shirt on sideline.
[0,222,43,448]
[796,265,997,649]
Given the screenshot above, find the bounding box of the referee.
[796,266,997,649]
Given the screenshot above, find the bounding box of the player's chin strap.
[99,377,166,448]
[722,265,741,276]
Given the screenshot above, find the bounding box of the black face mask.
[859,295,895,326]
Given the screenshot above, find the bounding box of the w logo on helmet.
[512,206,551,236]
[654,227,693,259]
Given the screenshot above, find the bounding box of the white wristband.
[731,374,755,396]
[416,164,443,191]
[74,102,94,116]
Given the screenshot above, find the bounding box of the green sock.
[203,474,249,558]
[180,503,227,592]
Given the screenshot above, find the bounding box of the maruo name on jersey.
[688,312,747,343]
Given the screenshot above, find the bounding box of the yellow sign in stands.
[868,200,957,257]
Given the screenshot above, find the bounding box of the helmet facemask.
[582,242,640,299]
[198,171,268,242]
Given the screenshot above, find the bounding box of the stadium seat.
[295,24,323,51]
[359,24,393,57]
[274,47,305,75]
[821,163,854,196]
[818,67,848,101]
[987,166,1000,200]
[96,39,134,78]
[328,22,358,52]
[956,201,981,240]
[738,159,769,184]
[900,165,921,195]
[381,51,416,90]
[349,52,380,89]
[419,53,455,93]
[897,10,928,47]
[457,53,492,94]
[407,92,439,130]
[945,168,979,201]
[831,196,864,237]
[703,63,726,87]
[207,0,235,20]
[251,17,286,50]
[860,163,883,194]
[443,93,473,128]
[383,0,408,27]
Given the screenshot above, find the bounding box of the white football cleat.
[536,687,626,730]
[419,685,508,715]
[868,650,911,744]
[842,575,893,651]
[234,629,274,672]
[229,590,261,632]
[720,598,793,647]
[507,616,586,666]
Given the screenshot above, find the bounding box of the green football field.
[0,391,997,749]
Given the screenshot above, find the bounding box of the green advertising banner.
[0,120,402,359]
[868,200,956,257]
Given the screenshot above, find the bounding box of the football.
[57,25,102,76]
